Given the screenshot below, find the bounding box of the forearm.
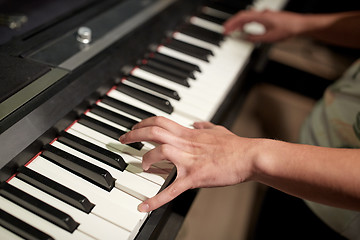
[298,11,360,48]
[251,139,360,210]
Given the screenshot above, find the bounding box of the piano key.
[149,51,201,72]
[157,45,210,70]
[66,118,169,179]
[139,64,190,87]
[16,166,95,213]
[130,66,214,99]
[125,75,181,100]
[252,0,288,11]
[117,83,174,114]
[141,58,195,80]
[97,101,143,123]
[196,12,226,25]
[65,127,174,173]
[51,141,163,201]
[151,41,255,119]
[101,95,155,120]
[201,6,232,20]
[172,32,219,54]
[91,104,138,130]
[79,114,144,151]
[8,177,132,240]
[0,196,94,240]
[69,121,147,159]
[59,129,171,172]
[178,24,223,46]
[189,16,224,34]
[164,39,213,61]
[0,209,53,240]
[27,156,147,233]
[130,67,221,107]
[59,130,128,171]
[203,2,240,15]
[107,89,199,125]
[0,182,79,233]
[123,77,212,120]
[84,111,155,151]
[42,144,116,192]
[0,227,25,240]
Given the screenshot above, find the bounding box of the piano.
[0,0,288,239]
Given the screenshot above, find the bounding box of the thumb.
[138,179,188,212]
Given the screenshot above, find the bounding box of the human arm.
[119,116,360,212]
[223,10,360,49]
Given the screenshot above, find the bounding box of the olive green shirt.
[300,59,360,239]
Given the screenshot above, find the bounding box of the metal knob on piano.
[77,26,92,44]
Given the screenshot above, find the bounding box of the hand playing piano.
[119,116,258,212]
[223,10,304,43]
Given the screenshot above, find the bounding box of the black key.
[117,83,174,114]
[102,95,155,120]
[143,58,195,79]
[0,209,54,240]
[179,24,223,46]
[17,166,95,213]
[139,64,190,87]
[58,131,128,171]
[125,75,180,100]
[164,39,213,62]
[204,2,241,15]
[150,52,201,72]
[0,182,79,233]
[197,13,225,25]
[78,114,144,150]
[91,104,138,129]
[42,144,116,192]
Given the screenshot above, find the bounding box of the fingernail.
[119,135,125,143]
[138,203,149,212]
[142,164,149,171]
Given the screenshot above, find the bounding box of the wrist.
[237,138,274,182]
[250,138,284,183]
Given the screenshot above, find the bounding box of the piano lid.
[0,0,97,45]
[0,0,176,133]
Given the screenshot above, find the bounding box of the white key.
[130,68,221,108]
[154,38,254,120]
[9,177,132,240]
[66,127,174,172]
[201,6,232,19]
[157,45,209,69]
[27,156,147,234]
[51,141,164,200]
[190,16,224,34]
[71,121,147,158]
[64,125,169,184]
[172,32,219,51]
[107,89,196,125]
[0,226,24,240]
[97,101,143,122]
[121,79,211,120]
[252,0,288,11]
[0,196,95,240]
[84,111,155,151]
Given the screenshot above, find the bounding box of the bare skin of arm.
[223,10,360,49]
[119,117,360,212]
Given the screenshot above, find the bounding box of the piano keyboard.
[0,0,287,239]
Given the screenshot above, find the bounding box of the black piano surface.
[0,0,265,239]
